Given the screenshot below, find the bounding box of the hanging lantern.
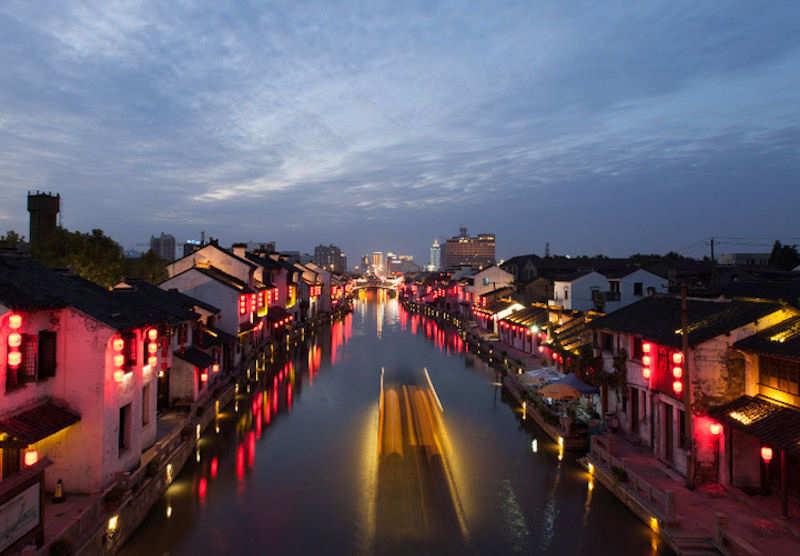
[672,366,683,379]
[113,354,125,368]
[709,422,722,436]
[24,449,38,467]
[148,342,158,354]
[147,328,158,341]
[761,446,773,463]
[212,363,220,373]
[642,355,652,366]
[148,356,158,368]
[642,367,651,380]
[113,337,125,352]
[642,342,651,354]
[8,313,22,330]
[672,380,683,394]
[200,371,209,383]
[8,351,22,367]
[114,369,125,382]
[8,332,22,348]
[672,352,684,365]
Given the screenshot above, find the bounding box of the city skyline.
[0,2,799,263]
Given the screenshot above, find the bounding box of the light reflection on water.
[122,293,671,556]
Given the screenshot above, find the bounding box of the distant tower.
[429,239,441,271]
[545,242,550,258]
[27,191,60,251]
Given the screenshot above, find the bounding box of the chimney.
[232,242,247,259]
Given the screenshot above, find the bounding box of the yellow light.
[588,462,594,475]
[195,424,201,440]
[8,314,22,329]
[7,332,22,348]
[649,517,659,533]
[114,369,125,382]
[558,436,564,448]
[588,479,594,491]
[522,401,527,420]
[166,505,173,519]
[107,515,119,534]
[166,463,174,484]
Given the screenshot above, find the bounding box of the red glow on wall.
[236,444,245,481]
[210,457,218,479]
[239,295,247,315]
[198,477,207,501]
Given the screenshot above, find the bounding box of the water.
[123,292,671,555]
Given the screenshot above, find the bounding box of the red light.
[210,457,218,479]
[642,355,652,366]
[212,363,220,373]
[761,446,773,463]
[672,352,684,365]
[24,450,38,467]
[114,369,125,382]
[113,354,125,368]
[200,371,208,383]
[198,477,207,501]
[672,380,683,394]
[643,367,651,379]
[113,338,125,352]
[147,328,158,341]
[148,342,158,354]
[538,346,545,353]
[709,422,722,436]
[642,342,651,354]
[148,355,158,367]
[8,332,21,348]
[672,366,683,379]
[8,314,22,330]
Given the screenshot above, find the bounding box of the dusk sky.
[1,1,799,263]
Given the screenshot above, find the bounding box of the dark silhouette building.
[27,191,60,251]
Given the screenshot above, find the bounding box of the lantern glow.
[8,314,22,329]
[148,355,158,367]
[672,366,683,379]
[113,354,125,368]
[148,342,158,354]
[8,332,21,348]
[761,446,773,463]
[672,352,684,365]
[672,380,683,394]
[642,355,652,366]
[24,449,38,467]
[147,328,158,341]
[113,338,124,352]
[8,351,21,367]
[643,367,651,379]
[642,342,651,354]
[709,422,722,436]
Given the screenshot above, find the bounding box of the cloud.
[0,1,797,262]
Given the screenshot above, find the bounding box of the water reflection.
[124,294,672,556]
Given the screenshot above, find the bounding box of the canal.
[123,292,672,555]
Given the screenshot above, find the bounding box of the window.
[119,403,132,455]
[38,331,57,379]
[142,382,152,426]
[760,356,800,395]
[602,332,614,352]
[633,282,643,296]
[482,277,490,286]
[563,287,569,300]
[609,281,620,294]
[123,332,137,369]
[678,409,688,448]
[632,337,643,360]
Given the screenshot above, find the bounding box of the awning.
[174,347,215,369]
[518,367,562,387]
[710,395,800,456]
[0,401,80,445]
[539,373,598,400]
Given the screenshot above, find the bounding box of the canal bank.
[31,307,353,556]
[119,293,672,556]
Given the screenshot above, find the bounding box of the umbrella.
[539,373,598,400]
[518,367,561,387]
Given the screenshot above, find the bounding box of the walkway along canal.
[122,291,673,555]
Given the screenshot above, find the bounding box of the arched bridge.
[352,276,403,292]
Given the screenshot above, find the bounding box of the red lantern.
[642,342,651,354]
[200,371,209,384]
[114,354,125,368]
[672,366,683,379]
[672,380,683,394]
[8,351,21,367]
[148,355,158,368]
[8,313,22,330]
[8,332,21,348]
[114,369,125,382]
[642,355,652,366]
[672,352,684,365]
[761,446,773,463]
[148,342,158,354]
[642,367,651,380]
[113,337,125,352]
[709,422,722,436]
[147,328,158,341]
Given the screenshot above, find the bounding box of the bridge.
[352,276,403,292]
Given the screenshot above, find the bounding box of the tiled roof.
[590,295,782,349]
[180,266,255,293]
[710,395,800,456]
[0,254,162,330]
[174,347,214,369]
[0,400,80,444]
[734,316,800,360]
[172,243,257,269]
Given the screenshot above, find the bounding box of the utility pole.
[682,283,696,489]
[545,242,550,258]
[709,237,715,262]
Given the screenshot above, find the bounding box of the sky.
[1,1,799,264]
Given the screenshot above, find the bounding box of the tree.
[123,250,168,284]
[0,230,25,249]
[768,240,800,271]
[33,227,124,288]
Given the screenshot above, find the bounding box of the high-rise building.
[314,244,347,273]
[27,191,60,251]
[429,239,441,271]
[442,227,495,270]
[150,233,176,261]
[387,254,419,274]
[370,251,386,275]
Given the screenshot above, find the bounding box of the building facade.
[429,240,441,271]
[150,233,176,261]
[314,244,347,274]
[442,227,495,270]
